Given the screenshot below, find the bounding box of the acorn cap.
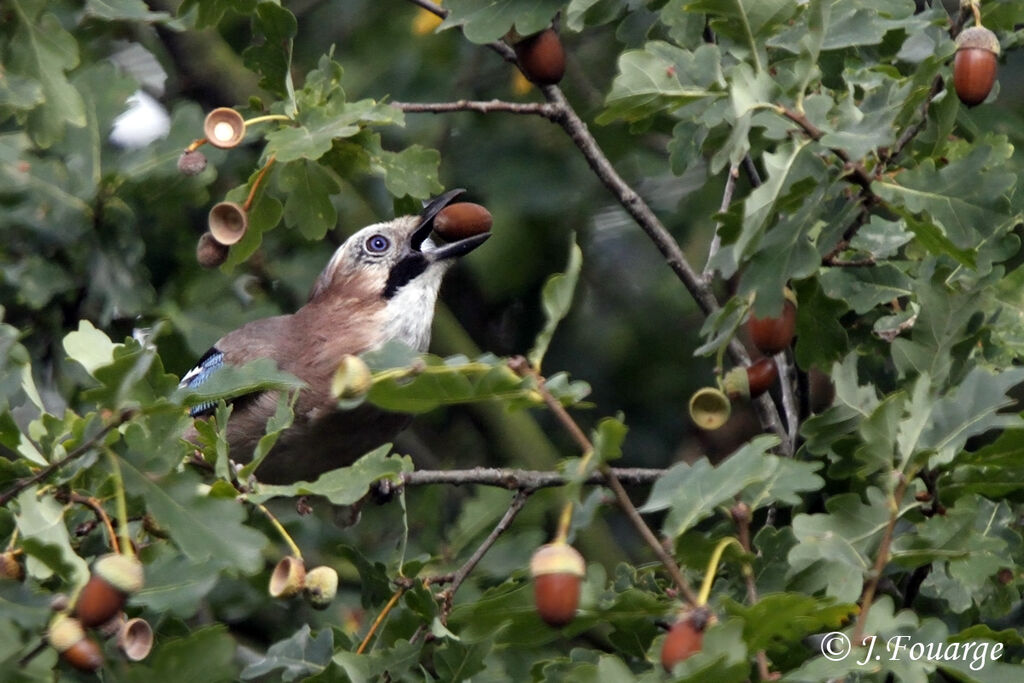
[208,201,248,246]
[269,556,306,598]
[48,614,87,653]
[721,367,750,400]
[689,387,731,430]
[204,107,246,149]
[117,617,154,661]
[0,551,23,581]
[331,354,372,400]
[782,286,798,309]
[94,553,144,595]
[304,565,339,610]
[530,542,585,578]
[956,26,1000,56]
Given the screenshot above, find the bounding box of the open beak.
[410,187,491,261]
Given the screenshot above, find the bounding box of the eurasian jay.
[181,189,489,483]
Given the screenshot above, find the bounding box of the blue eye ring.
[365,234,390,254]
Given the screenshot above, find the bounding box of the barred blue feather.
[180,346,224,417]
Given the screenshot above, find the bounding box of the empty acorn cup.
[688,387,731,430]
[208,201,248,245]
[203,107,245,149]
[269,556,306,599]
[116,617,154,661]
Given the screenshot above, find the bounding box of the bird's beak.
[426,231,491,260]
[410,188,465,251]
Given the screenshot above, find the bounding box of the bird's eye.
[365,234,390,254]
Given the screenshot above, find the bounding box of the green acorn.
[303,566,339,610]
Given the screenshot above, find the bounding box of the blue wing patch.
[181,347,224,417]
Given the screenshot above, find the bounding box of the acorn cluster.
[47,553,151,672]
[268,556,340,610]
[176,108,256,269]
[690,292,797,431]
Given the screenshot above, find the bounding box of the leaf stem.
[253,502,302,560]
[697,537,741,606]
[243,114,291,127]
[105,450,134,557]
[243,155,276,212]
[357,587,405,654]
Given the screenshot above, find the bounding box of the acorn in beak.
[410,188,491,260]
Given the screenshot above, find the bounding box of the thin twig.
[742,154,762,188]
[68,493,120,554]
[732,503,776,681]
[438,490,531,622]
[704,162,739,282]
[778,107,875,191]
[852,475,910,643]
[824,257,877,268]
[775,352,798,455]
[883,75,944,164]
[511,358,700,606]
[401,466,667,490]
[0,411,135,507]
[392,99,559,118]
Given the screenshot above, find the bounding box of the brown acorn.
[269,556,306,599]
[723,357,779,400]
[74,554,144,628]
[207,201,248,246]
[196,232,229,268]
[747,293,797,355]
[434,202,493,241]
[953,26,1000,107]
[49,615,104,672]
[303,565,339,610]
[203,107,245,148]
[530,542,585,627]
[661,609,710,672]
[0,551,23,581]
[177,149,208,176]
[513,28,566,86]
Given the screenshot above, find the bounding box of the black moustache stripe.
[383,253,429,299]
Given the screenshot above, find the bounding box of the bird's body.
[181,190,488,483]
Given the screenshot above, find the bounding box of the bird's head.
[309,188,490,309]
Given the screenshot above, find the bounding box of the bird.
[180,189,489,484]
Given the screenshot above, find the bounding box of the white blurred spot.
[109,90,171,149]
